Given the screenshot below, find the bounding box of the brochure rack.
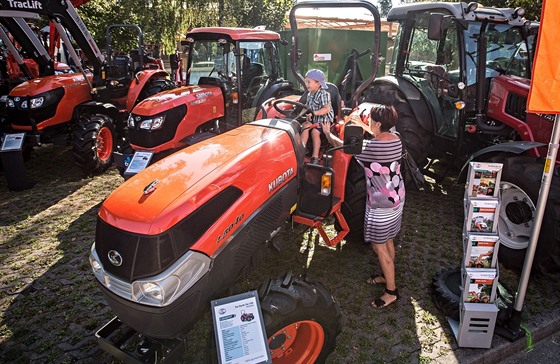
[452,162,503,348]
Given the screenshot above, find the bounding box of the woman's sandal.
[370,288,400,309]
[366,274,385,285]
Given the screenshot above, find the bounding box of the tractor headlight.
[89,242,211,307]
[127,114,136,128]
[139,115,166,130]
[29,96,45,109]
[21,96,46,109]
[131,253,210,306]
[7,98,15,108]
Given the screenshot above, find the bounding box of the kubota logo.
[107,250,123,266]
[268,167,294,193]
[5,0,42,10]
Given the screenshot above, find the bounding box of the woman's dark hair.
[370,104,398,132]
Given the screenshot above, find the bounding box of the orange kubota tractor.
[90,1,381,362]
[114,27,298,178]
[0,0,175,174]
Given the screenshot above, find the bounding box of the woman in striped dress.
[323,104,405,309]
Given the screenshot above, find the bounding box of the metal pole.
[507,114,560,335]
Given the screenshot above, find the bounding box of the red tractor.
[0,0,175,174]
[90,1,381,362]
[363,2,559,273]
[115,27,298,177]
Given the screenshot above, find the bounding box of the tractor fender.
[370,76,434,133]
[126,69,170,111]
[75,101,125,135]
[457,141,546,183]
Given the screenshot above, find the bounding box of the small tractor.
[90,1,381,362]
[365,2,559,273]
[114,27,298,177]
[0,0,175,174]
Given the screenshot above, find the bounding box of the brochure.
[466,162,502,198]
[466,199,500,233]
[463,268,498,303]
[464,234,500,268]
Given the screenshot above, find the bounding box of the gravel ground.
[0,144,559,363]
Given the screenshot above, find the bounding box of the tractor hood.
[9,73,92,96]
[98,119,300,238]
[132,85,224,117]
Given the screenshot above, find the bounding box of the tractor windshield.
[464,22,533,87]
[188,39,236,84]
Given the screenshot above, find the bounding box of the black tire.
[430,268,461,321]
[484,153,560,273]
[139,78,177,102]
[72,113,116,174]
[257,272,342,364]
[393,97,431,168]
[338,158,366,243]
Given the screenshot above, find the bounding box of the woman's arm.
[321,121,343,147]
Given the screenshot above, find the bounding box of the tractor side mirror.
[428,13,445,41]
[343,124,363,155]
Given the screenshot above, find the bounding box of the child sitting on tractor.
[301,69,333,164]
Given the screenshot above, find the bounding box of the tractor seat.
[109,55,133,80]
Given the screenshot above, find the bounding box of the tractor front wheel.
[139,78,177,102]
[258,272,342,364]
[72,113,116,174]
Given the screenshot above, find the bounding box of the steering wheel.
[272,99,313,122]
[208,66,227,80]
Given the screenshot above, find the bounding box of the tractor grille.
[95,186,242,281]
[128,104,186,148]
[505,93,527,122]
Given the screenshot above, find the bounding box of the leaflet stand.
[0,133,34,191]
[450,161,503,348]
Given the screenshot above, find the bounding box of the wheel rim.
[96,126,113,162]
[499,181,535,250]
[268,320,324,364]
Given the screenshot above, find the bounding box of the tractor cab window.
[188,40,236,84]
[465,23,529,85]
[238,41,273,123]
[401,10,461,139]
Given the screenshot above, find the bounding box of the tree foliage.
[378,0,393,18]
[76,0,294,55]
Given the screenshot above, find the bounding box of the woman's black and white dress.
[356,137,405,244]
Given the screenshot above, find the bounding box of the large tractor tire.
[257,272,342,364]
[393,96,432,167]
[139,78,177,101]
[430,268,461,321]
[338,158,366,243]
[484,153,560,273]
[72,113,116,174]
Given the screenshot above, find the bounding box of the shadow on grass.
[0,178,120,362]
[0,145,96,226]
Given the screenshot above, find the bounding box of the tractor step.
[96,317,187,363]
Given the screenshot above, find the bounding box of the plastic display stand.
[0,133,34,191]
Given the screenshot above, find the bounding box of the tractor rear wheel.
[338,158,366,243]
[72,113,116,174]
[485,153,560,273]
[393,97,431,168]
[258,272,342,364]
